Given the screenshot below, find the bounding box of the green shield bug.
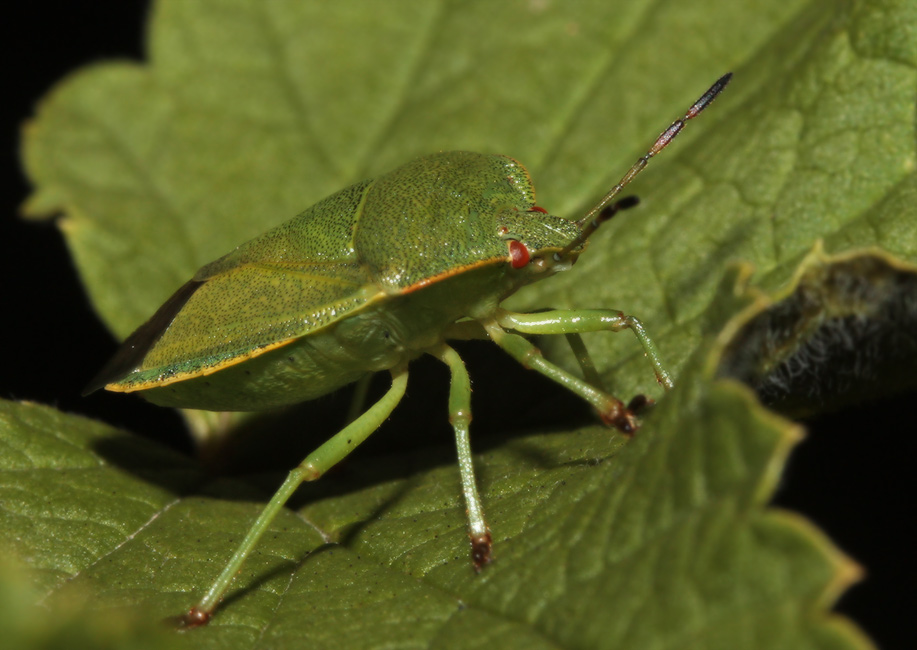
[86,73,731,626]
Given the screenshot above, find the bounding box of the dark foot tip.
[470,531,493,572]
[626,394,655,414]
[612,415,638,435]
[179,607,211,630]
[600,405,639,434]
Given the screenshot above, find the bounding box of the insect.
[86,73,731,625]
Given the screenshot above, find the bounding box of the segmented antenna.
[556,72,732,261]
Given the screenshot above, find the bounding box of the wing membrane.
[89,259,380,390]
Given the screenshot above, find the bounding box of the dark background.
[3,3,912,647]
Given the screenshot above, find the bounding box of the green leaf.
[0,369,866,648]
[0,554,176,650]
[12,0,916,647]
[21,0,917,401]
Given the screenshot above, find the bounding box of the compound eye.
[507,239,530,268]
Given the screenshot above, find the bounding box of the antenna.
[555,72,732,261]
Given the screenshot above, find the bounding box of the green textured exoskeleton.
[87,74,731,626]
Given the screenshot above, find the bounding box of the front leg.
[482,320,639,433]
[496,308,674,390]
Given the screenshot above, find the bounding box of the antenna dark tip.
[558,73,733,260]
[689,72,733,118]
[715,72,733,90]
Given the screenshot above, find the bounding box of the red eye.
[508,240,530,268]
[529,206,548,214]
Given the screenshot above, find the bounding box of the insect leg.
[564,332,607,392]
[482,321,638,432]
[497,308,673,390]
[430,343,492,570]
[184,366,409,627]
[345,373,373,424]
